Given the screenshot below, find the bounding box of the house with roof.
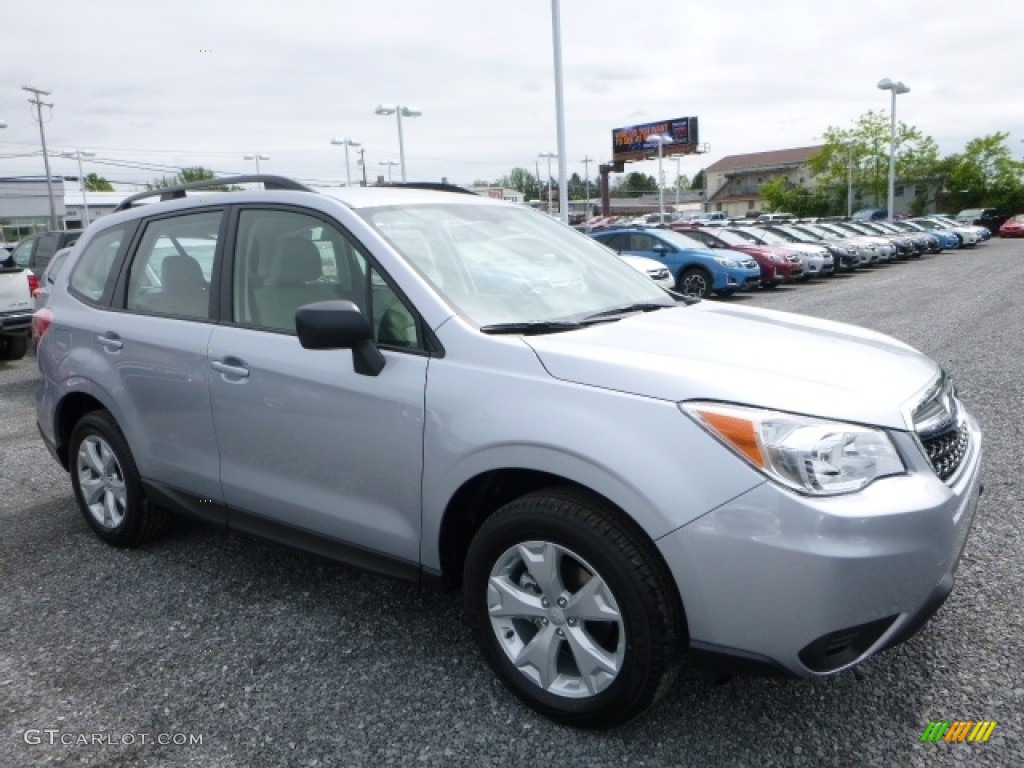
[704,146,823,218]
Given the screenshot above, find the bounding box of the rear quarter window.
[68,227,128,303]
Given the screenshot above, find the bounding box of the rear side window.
[68,228,127,302]
[126,211,221,320]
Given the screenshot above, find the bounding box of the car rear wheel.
[0,334,28,361]
[677,268,711,299]
[463,487,684,728]
[70,410,168,547]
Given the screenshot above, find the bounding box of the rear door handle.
[97,333,122,352]
[210,359,250,379]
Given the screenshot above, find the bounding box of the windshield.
[647,228,711,251]
[714,229,754,248]
[358,203,675,327]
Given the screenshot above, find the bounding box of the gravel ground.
[1,237,1022,767]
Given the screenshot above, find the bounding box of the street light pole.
[877,78,910,221]
[645,134,672,224]
[379,160,399,183]
[538,152,557,215]
[244,153,270,174]
[375,104,422,182]
[330,138,361,187]
[550,0,568,225]
[673,156,682,208]
[842,141,854,218]
[62,150,96,227]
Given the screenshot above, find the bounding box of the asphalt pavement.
[1,237,1022,767]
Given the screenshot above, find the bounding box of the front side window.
[68,228,127,303]
[232,209,421,349]
[126,211,221,320]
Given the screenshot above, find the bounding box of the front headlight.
[680,402,905,495]
[713,257,737,267]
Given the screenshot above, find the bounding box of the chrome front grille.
[912,373,970,483]
[920,422,969,482]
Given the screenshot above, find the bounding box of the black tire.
[762,281,779,289]
[69,410,168,547]
[676,268,712,299]
[0,334,28,361]
[463,487,684,728]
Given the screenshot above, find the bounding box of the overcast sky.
[2,0,1022,192]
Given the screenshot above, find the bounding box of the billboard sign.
[612,116,699,162]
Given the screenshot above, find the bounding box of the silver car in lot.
[35,177,982,728]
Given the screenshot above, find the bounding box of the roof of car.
[112,175,490,214]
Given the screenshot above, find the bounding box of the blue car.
[590,227,762,298]
[893,220,959,251]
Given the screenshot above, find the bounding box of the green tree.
[809,110,941,213]
[84,173,114,191]
[147,166,236,191]
[939,133,1024,213]
[759,177,833,217]
[611,172,657,198]
[690,169,705,191]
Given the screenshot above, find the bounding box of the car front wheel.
[676,268,711,299]
[464,487,684,728]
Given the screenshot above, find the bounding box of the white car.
[914,217,980,247]
[619,254,674,289]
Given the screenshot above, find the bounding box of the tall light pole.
[646,134,673,224]
[379,160,399,183]
[550,0,568,224]
[62,150,96,227]
[244,153,270,174]
[538,152,557,215]
[23,85,58,230]
[673,156,682,208]
[330,138,361,187]
[375,104,421,182]
[842,141,854,218]
[877,78,910,221]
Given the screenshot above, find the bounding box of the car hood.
[525,302,937,430]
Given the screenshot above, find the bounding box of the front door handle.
[210,359,250,379]
[97,333,122,352]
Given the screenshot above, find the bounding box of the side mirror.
[295,300,385,377]
[651,243,670,254]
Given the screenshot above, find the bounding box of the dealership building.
[0,177,125,245]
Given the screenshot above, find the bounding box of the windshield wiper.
[479,321,583,335]
[581,302,671,322]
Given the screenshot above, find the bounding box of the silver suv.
[35,176,983,727]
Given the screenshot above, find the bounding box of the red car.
[681,226,804,287]
[999,214,1024,238]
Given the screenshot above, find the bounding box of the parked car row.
[586,213,995,299]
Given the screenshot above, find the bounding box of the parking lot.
[2,238,1022,767]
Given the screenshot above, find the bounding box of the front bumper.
[657,413,982,677]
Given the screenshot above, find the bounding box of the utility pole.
[581,155,593,218]
[23,85,58,230]
[357,148,368,186]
